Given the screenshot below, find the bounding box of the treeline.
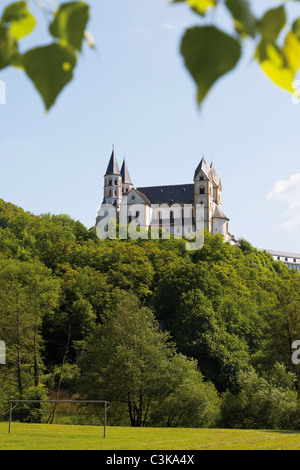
[0,198,300,429]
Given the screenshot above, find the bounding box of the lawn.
[0,423,300,450]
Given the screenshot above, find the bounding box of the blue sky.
[1,0,300,253]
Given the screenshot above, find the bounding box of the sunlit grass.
[0,423,300,450]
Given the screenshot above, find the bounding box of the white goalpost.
[8,399,110,437]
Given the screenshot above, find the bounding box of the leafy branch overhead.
[0,1,91,110]
[1,1,300,111]
[175,0,300,106]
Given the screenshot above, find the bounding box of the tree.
[77,292,218,427]
[220,363,300,430]
[150,353,220,428]
[0,257,60,404]
[78,292,177,426]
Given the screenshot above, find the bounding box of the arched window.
[135,211,140,219]
[114,178,117,185]
[170,211,174,222]
[199,186,205,195]
[109,189,112,196]
[108,179,112,186]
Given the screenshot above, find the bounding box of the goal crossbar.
[8,399,110,438]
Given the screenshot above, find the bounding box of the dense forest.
[0,198,300,429]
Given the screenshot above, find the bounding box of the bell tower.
[103,145,122,207]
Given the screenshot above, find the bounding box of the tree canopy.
[0,198,300,428]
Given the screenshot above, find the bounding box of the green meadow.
[0,423,300,450]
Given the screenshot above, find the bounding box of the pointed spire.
[105,145,120,175]
[194,156,210,180]
[120,157,132,185]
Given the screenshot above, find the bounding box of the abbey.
[97,147,234,242]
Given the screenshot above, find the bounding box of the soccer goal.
[8,399,110,437]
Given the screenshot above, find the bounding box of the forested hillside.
[0,198,300,429]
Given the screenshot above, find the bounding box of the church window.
[199,176,204,180]
[131,195,135,200]
[109,189,112,196]
[114,190,117,196]
[114,179,117,185]
[170,211,174,222]
[199,186,205,194]
[108,179,112,186]
[135,211,140,219]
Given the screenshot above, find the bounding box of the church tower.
[120,158,133,194]
[193,157,214,232]
[103,146,122,207]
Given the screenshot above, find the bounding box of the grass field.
[0,423,300,450]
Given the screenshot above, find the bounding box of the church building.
[97,147,233,242]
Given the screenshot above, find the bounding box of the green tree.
[221,363,300,430]
[150,353,220,428]
[78,293,191,427]
[0,257,60,402]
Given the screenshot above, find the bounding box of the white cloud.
[162,23,176,30]
[268,173,300,231]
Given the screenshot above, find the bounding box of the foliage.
[1,1,300,110]
[221,363,300,430]
[77,292,220,427]
[0,1,92,110]
[1,198,300,428]
[175,0,300,106]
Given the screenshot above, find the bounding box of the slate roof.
[193,158,221,186]
[210,163,220,186]
[136,184,195,205]
[105,148,120,175]
[194,157,211,180]
[212,205,229,220]
[120,159,132,184]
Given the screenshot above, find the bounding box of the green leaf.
[0,25,18,69]
[173,0,217,17]
[292,18,300,41]
[23,43,77,111]
[258,6,286,42]
[49,1,90,51]
[225,0,257,38]
[1,1,36,40]
[180,26,241,106]
[256,32,300,93]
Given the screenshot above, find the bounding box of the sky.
[1,0,300,253]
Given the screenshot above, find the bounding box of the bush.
[220,363,300,430]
